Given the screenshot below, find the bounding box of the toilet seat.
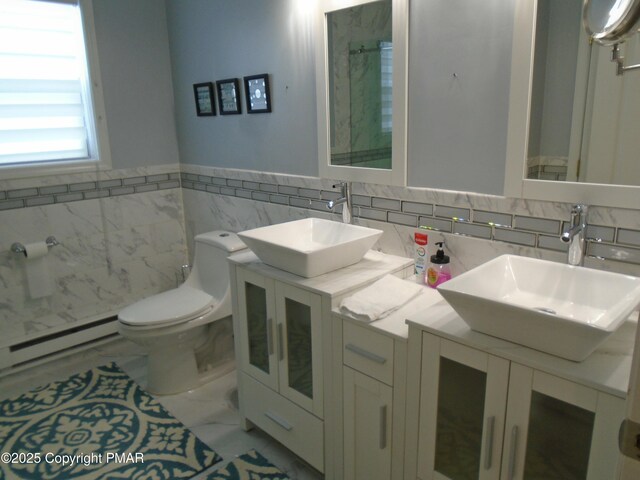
[118,286,216,327]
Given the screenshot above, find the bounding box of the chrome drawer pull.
[508,425,518,480]
[345,343,387,364]
[484,416,495,470]
[379,405,388,449]
[264,411,293,431]
[277,323,284,361]
[266,318,274,356]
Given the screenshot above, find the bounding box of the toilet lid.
[118,286,215,327]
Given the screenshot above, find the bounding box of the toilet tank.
[186,231,246,298]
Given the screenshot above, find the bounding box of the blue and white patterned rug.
[0,363,221,479]
[206,450,289,480]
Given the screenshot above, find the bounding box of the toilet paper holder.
[10,236,59,255]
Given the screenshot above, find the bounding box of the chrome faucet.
[560,204,588,266]
[326,181,353,224]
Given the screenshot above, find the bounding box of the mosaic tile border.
[0,173,181,211]
[2,167,638,267]
[181,172,640,266]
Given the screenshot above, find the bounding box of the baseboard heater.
[2,316,119,370]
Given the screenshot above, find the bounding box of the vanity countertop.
[237,248,635,398]
[333,281,443,341]
[406,300,636,399]
[334,278,634,397]
[229,249,413,299]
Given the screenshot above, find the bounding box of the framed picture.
[216,78,241,115]
[193,82,215,116]
[244,73,271,113]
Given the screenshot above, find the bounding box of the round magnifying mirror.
[584,0,640,45]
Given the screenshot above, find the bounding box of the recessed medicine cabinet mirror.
[316,0,408,186]
[505,0,640,208]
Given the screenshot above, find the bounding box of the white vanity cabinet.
[412,332,625,480]
[234,267,324,471]
[343,367,393,479]
[341,320,402,480]
[230,249,414,477]
[235,268,323,416]
[416,334,509,480]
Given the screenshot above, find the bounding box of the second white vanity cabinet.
[335,288,446,480]
[343,367,393,479]
[341,320,402,480]
[412,332,625,480]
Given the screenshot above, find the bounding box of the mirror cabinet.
[316,0,408,186]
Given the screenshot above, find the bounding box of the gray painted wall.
[539,0,581,157]
[528,0,549,159]
[93,0,179,169]
[165,0,516,194]
[165,0,318,176]
[528,0,582,159]
[407,0,514,195]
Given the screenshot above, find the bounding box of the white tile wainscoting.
[2,161,640,368]
[0,165,187,366]
[180,164,640,280]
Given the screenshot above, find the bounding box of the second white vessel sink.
[238,218,383,278]
[437,254,640,361]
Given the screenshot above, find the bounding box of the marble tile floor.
[0,337,324,480]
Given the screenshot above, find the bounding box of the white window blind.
[380,41,393,134]
[0,0,95,167]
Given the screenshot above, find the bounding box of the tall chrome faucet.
[326,181,353,224]
[560,204,589,266]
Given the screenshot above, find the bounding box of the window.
[380,41,392,134]
[0,0,110,178]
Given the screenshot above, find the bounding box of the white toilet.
[118,230,246,394]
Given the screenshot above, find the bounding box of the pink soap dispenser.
[427,242,452,289]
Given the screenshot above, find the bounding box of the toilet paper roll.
[23,241,48,259]
[22,241,54,299]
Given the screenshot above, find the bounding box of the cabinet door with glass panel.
[503,364,623,480]
[236,269,278,391]
[236,268,323,416]
[416,333,625,480]
[275,281,323,417]
[417,334,510,480]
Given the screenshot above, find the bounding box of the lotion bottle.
[427,242,452,288]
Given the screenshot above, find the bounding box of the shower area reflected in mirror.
[327,0,392,170]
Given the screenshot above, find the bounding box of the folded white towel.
[339,274,423,322]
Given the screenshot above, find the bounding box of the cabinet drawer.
[240,372,324,473]
[343,321,394,385]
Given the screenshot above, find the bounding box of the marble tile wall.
[0,165,187,349]
[527,156,568,181]
[181,164,640,280]
[4,161,640,355]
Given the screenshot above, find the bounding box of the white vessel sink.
[437,254,640,361]
[237,218,383,278]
